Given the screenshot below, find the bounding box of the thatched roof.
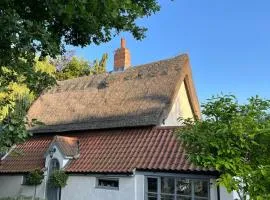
[28,54,200,133]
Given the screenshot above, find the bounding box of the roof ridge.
[54,53,188,84]
[130,54,188,69]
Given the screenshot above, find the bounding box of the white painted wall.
[210,179,235,200]
[163,82,194,126]
[0,175,45,199]
[220,186,235,200]
[135,174,145,200]
[0,173,236,200]
[61,175,135,200]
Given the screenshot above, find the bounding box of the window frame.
[145,176,210,200]
[95,177,120,190]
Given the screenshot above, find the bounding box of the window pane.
[176,179,191,195]
[161,177,174,194]
[98,179,119,188]
[148,193,158,200]
[194,180,208,198]
[148,178,158,193]
[177,196,192,200]
[148,197,158,200]
[161,194,174,200]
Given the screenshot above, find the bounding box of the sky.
[71,0,270,104]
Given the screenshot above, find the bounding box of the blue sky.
[71,0,270,104]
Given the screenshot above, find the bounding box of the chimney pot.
[121,38,126,48]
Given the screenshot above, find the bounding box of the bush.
[48,170,68,188]
[24,169,44,186]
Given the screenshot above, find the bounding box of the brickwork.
[114,38,131,71]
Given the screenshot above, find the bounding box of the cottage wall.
[163,81,194,126]
[0,175,45,199]
[61,175,136,200]
[0,174,235,200]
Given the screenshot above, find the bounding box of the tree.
[92,53,108,75]
[177,95,270,200]
[0,0,160,67]
[0,60,56,152]
[24,169,44,200]
[54,53,108,80]
[0,0,159,152]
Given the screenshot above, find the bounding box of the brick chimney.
[114,38,131,71]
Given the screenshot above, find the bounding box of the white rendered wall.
[0,174,235,200]
[163,82,194,126]
[0,175,45,199]
[135,174,145,200]
[210,179,235,200]
[220,186,235,200]
[61,175,135,200]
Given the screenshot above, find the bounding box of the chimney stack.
[114,38,131,71]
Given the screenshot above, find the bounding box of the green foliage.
[48,170,68,188]
[55,53,108,80]
[0,60,56,152]
[92,53,108,75]
[177,95,270,200]
[55,57,90,80]
[0,0,160,67]
[24,169,44,186]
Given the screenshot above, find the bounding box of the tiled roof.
[0,136,51,173]
[28,54,200,133]
[52,136,79,157]
[0,127,213,174]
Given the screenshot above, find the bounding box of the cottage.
[0,39,235,200]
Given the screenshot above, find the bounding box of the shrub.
[48,170,68,188]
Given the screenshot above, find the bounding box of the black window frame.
[145,176,210,200]
[96,177,119,190]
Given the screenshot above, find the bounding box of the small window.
[96,178,119,190]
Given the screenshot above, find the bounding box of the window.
[146,177,209,200]
[147,178,158,200]
[96,178,119,190]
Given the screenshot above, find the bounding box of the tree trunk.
[33,185,37,200]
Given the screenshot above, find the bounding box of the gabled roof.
[28,54,200,133]
[0,127,213,174]
[45,136,79,158]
